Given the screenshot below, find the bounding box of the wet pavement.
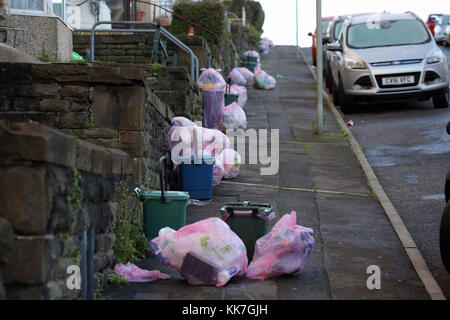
[331,44,450,299]
[104,46,430,300]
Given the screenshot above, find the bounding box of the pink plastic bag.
[215,148,241,179]
[114,262,170,282]
[171,116,196,128]
[246,211,314,280]
[229,85,248,108]
[236,67,255,87]
[253,67,276,90]
[213,163,225,186]
[197,68,226,91]
[244,50,260,62]
[222,102,247,131]
[168,126,230,158]
[228,67,247,86]
[150,218,248,286]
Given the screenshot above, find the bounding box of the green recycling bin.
[135,188,189,241]
[134,156,190,241]
[240,56,258,72]
[220,201,275,261]
[224,93,239,106]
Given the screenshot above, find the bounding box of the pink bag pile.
[222,102,247,131]
[150,218,248,286]
[229,84,248,108]
[253,67,276,90]
[246,211,315,280]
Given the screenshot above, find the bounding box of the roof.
[350,12,419,25]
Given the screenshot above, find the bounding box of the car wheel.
[432,88,449,109]
[440,200,450,273]
[338,79,356,114]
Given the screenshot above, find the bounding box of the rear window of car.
[347,19,430,49]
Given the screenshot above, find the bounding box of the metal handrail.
[78,21,199,81]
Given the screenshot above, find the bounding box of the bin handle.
[134,187,142,201]
[159,156,167,203]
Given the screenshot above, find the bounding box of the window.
[333,21,343,41]
[347,19,430,49]
[12,0,43,10]
[10,0,53,15]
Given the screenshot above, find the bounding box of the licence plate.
[382,75,414,85]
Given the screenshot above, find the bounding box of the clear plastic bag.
[150,218,248,287]
[212,163,225,186]
[171,116,196,128]
[215,148,241,179]
[246,211,314,280]
[197,68,226,91]
[253,67,276,90]
[229,85,248,108]
[236,67,255,87]
[168,125,230,157]
[228,67,247,86]
[222,102,247,131]
[113,262,170,282]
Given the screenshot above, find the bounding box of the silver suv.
[327,12,449,113]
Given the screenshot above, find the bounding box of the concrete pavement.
[104,46,430,300]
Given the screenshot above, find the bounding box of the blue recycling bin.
[177,155,215,200]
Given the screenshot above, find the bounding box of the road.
[336,45,450,298]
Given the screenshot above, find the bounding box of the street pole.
[296,0,299,60]
[316,0,324,132]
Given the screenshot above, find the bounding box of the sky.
[258,0,450,47]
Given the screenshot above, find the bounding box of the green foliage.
[248,24,263,47]
[37,50,56,63]
[107,269,129,286]
[171,0,227,46]
[68,168,83,213]
[87,120,97,129]
[152,63,163,74]
[113,182,149,264]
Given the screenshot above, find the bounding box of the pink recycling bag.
[246,211,314,280]
[114,262,170,282]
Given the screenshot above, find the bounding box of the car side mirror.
[308,32,313,37]
[446,120,450,135]
[326,42,342,52]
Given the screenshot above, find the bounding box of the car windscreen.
[333,21,343,41]
[347,19,430,49]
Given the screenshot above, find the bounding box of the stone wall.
[0,62,174,189]
[230,23,251,59]
[72,32,213,71]
[0,13,73,62]
[0,120,133,299]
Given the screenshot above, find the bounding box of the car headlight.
[427,52,443,64]
[344,56,367,69]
